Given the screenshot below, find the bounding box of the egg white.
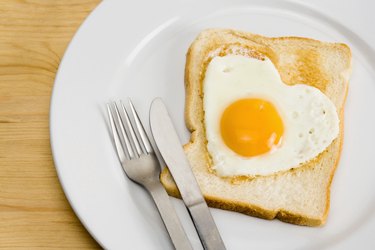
[203,55,340,177]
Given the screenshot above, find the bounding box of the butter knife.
[149,98,226,250]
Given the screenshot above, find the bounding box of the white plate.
[50,0,375,249]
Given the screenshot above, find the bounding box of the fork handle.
[147,182,193,250]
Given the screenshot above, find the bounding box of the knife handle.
[147,182,193,250]
[188,202,226,250]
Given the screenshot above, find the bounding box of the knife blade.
[149,98,226,250]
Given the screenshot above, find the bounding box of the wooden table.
[0,1,101,248]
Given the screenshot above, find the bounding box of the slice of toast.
[160,29,351,226]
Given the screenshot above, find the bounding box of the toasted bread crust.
[161,29,351,226]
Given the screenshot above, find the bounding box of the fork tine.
[128,99,153,154]
[116,101,142,158]
[107,104,128,162]
[112,102,136,159]
[119,101,142,156]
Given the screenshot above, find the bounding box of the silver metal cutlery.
[106,100,192,250]
[150,98,226,250]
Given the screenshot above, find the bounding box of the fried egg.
[203,55,339,177]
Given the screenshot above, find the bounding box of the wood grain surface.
[0,0,101,248]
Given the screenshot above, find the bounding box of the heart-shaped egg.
[203,55,339,177]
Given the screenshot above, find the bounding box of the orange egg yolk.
[220,98,284,157]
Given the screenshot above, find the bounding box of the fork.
[106,100,192,250]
